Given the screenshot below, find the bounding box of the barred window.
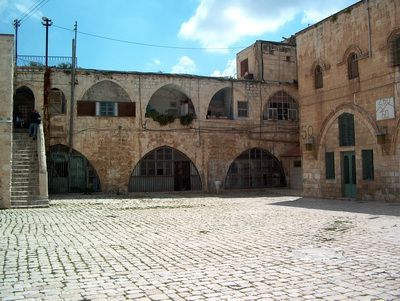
[314,65,323,89]
[237,101,248,118]
[347,53,359,79]
[99,102,116,116]
[264,91,298,121]
[394,36,400,66]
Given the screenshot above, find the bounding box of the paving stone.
[0,195,399,300]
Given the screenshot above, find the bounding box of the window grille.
[347,52,359,79]
[338,113,355,146]
[264,91,298,121]
[237,101,248,118]
[394,37,400,66]
[99,102,116,116]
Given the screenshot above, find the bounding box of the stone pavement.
[0,192,399,300]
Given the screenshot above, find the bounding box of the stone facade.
[0,35,14,208]
[14,68,299,194]
[296,0,400,201]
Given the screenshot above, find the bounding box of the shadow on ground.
[270,197,400,217]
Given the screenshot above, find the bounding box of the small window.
[98,102,117,116]
[347,52,359,79]
[293,160,301,168]
[286,56,291,62]
[237,101,248,118]
[314,65,323,89]
[362,149,374,180]
[394,36,400,66]
[338,113,355,146]
[240,59,249,77]
[325,152,335,179]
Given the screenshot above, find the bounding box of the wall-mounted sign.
[376,97,395,121]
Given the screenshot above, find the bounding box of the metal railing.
[17,55,76,68]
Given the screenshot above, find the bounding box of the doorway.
[341,151,356,198]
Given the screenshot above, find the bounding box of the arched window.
[314,65,323,89]
[129,146,202,192]
[347,53,359,79]
[394,36,400,66]
[225,148,286,189]
[264,91,298,121]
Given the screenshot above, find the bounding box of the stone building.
[296,0,400,201]
[0,37,301,207]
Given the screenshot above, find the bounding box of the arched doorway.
[47,145,101,194]
[225,148,286,189]
[129,146,202,192]
[14,86,35,128]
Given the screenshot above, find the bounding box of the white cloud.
[171,56,197,74]
[211,58,236,78]
[0,0,44,24]
[153,59,161,66]
[179,0,357,50]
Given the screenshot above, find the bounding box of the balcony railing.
[17,55,76,68]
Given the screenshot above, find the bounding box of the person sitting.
[29,109,41,140]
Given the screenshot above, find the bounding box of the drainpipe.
[365,0,372,56]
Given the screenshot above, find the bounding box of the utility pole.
[41,17,52,68]
[13,19,21,64]
[69,21,77,153]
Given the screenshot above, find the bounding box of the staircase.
[11,130,49,208]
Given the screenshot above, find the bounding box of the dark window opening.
[338,113,355,146]
[348,52,359,79]
[362,149,374,180]
[325,152,335,179]
[207,88,232,119]
[237,101,248,118]
[314,65,323,89]
[240,59,249,77]
[394,37,400,66]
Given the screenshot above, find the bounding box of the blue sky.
[0,0,359,77]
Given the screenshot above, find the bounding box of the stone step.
[10,199,49,208]
[11,186,39,193]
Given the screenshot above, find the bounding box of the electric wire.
[53,24,246,50]
[19,0,51,24]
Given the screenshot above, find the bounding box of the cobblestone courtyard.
[1,193,399,300]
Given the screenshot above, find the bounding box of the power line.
[19,0,51,24]
[53,24,246,51]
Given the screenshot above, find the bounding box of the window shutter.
[362,149,374,180]
[339,113,355,146]
[118,102,136,117]
[77,101,96,116]
[325,152,335,179]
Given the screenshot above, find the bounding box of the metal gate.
[225,148,286,189]
[47,145,100,194]
[129,147,202,192]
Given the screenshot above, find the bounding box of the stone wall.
[296,0,400,201]
[0,35,14,208]
[16,69,300,193]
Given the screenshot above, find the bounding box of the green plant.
[145,110,176,126]
[180,114,195,126]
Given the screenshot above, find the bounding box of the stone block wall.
[0,35,14,208]
[296,0,400,201]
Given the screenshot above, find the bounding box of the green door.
[342,151,356,198]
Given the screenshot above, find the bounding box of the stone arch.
[316,103,379,160]
[81,80,131,102]
[47,144,101,194]
[339,44,364,65]
[206,86,232,119]
[146,84,195,117]
[128,146,202,192]
[224,148,286,189]
[14,86,36,126]
[310,58,331,75]
[263,90,298,121]
[386,27,400,66]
